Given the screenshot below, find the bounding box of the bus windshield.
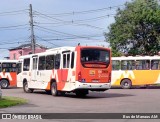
[81,48,110,68]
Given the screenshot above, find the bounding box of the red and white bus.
[0,60,18,89]
[17,46,111,96]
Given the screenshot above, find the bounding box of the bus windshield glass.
[81,48,110,68]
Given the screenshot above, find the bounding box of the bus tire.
[121,79,132,89]
[51,82,59,96]
[23,82,33,93]
[1,79,9,89]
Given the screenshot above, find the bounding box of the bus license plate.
[92,80,99,82]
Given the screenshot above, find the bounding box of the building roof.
[9,43,48,51]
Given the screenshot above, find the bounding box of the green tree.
[105,0,160,56]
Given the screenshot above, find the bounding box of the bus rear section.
[74,46,111,96]
[0,60,18,89]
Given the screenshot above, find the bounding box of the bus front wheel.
[1,79,9,89]
[121,79,132,89]
[23,82,34,93]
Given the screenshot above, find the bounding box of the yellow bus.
[111,56,160,89]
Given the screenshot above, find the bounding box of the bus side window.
[63,53,70,68]
[67,53,70,68]
[23,58,30,71]
[136,60,150,70]
[2,63,6,72]
[55,54,61,69]
[136,60,142,70]
[46,55,54,70]
[0,63,1,72]
[71,52,74,69]
[38,56,46,70]
[128,60,135,70]
[121,60,135,70]
[63,54,66,68]
[145,60,150,69]
[33,58,38,70]
[112,60,120,70]
[121,60,127,70]
[11,63,17,72]
[151,60,159,70]
[17,63,22,74]
[1,63,17,72]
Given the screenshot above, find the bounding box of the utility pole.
[29,4,35,54]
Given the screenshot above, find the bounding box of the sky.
[0,0,131,59]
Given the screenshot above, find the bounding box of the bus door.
[31,56,38,83]
[37,55,52,88]
[62,52,70,83]
[17,61,23,87]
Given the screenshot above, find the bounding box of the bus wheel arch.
[120,78,132,89]
[50,79,59,96]
[0,79,9,89]
[23,79,33,93]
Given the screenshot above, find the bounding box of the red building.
[9,43,47,60]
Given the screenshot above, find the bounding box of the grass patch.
[0,96,27,108]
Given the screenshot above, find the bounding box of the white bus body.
[17,46,111,96]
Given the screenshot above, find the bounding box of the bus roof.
[19,46,75,59]
[19,46,110,59]
[46,46,75,52]
[112,56,160,61]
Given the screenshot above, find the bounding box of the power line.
[35,31,104,42]
[34,11,112,31]
[37,22,106,30]
[36,36,104,48]
[36,36,61,47]
[0,36,30,44]
[37,33,103,38]
[0,24,28,29]
[35,25,85,37]
[35,26,106,42]
[34,11,66,22]
[0,9,28,16]
[34,11,116,23]
[36,36,104,41]
[0,27,29,31]
[35,26,67,36]
[0,12,27,16]
[35,25,102,40]
[0,40,30,45]
[35,4,124,17]
[72,14,116,23]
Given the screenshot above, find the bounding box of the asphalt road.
[1,87,160,122]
